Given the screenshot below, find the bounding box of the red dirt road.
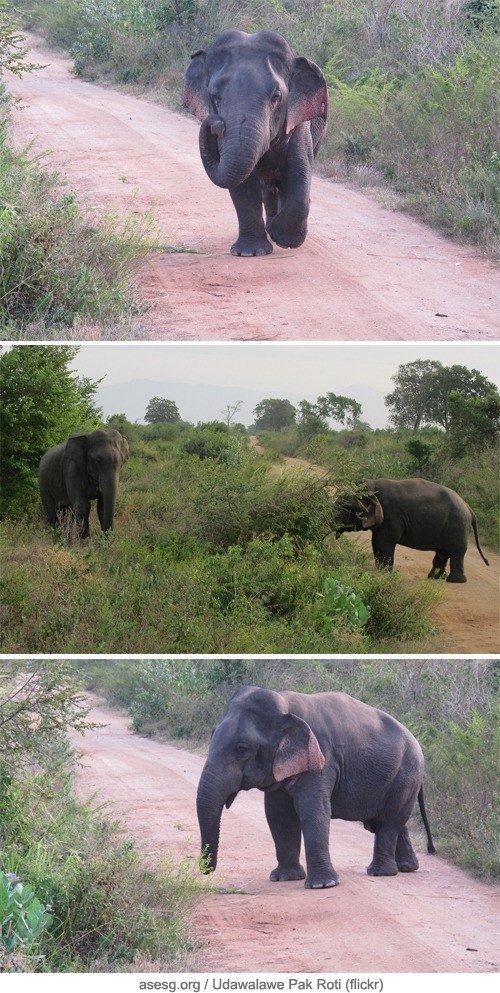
[9,39,499,340]
[71,698,499,973]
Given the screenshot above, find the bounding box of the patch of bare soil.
[8,39,499,340]
[70,698,499,973]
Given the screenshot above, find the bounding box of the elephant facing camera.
[196,686,435,890]
[183,30,328,257]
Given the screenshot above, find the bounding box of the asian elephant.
[197,686,435,889]
[183,30,328,256]
[334,477,490,583]
[38,429,129,538]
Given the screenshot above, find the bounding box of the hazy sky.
[61,341,499,427]
[70,341,499,393]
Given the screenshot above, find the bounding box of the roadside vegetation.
[78,657,500,881]
[16,0,500,252]
[1,346,498,654]
[0,4,156,337]
[0,661,202,972]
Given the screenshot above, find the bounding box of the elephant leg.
[268,126,313,249]
[265,791,305,882]
[293,788,339,889]
[371,531,395,570]
[447,551,467,583]
[262,181,279,230]
[41,494,58,527]
[395,826,419,872]
[73,499,91,539]
[229,173,273,257]
[367,822,399,876]
[427,550,449,579]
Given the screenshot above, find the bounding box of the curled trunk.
[199,115,267,189]
[196,761,240,872]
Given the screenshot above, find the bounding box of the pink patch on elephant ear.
[273,717,325,782]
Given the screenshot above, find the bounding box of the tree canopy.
[0,345,101,516]
[145,397,180,424]
[253,398,297,432]
[385,360,496,431]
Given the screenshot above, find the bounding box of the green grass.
[0,434,441,653]
[0,741,203,971]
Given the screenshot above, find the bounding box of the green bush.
[0,872,52,955]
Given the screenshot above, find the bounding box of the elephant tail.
[418,786,436,854]
[471,513,490,567]
[418,786,436,855]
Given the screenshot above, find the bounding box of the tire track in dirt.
[250,439,499,653]
[70,697,499,973]
[8,38,499,340]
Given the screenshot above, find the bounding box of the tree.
[316,392,363,427]
[144,397,180,424]
[297,400,328,438]
[0,345,101,517]
[447,389,500,457]
[221,400,243,428]
[385,360,496,431]
[253,398,297,432]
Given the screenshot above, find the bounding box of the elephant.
[197,685,435,889]
[38,429,129,539]
[183,29,328,257]
[334,477,490,583]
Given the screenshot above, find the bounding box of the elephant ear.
[65,434,89,469]
[273,714,325,782]
[361,494,384,529]
[286,57,328,135]
[183,50,210,122]
[119,435,130,464]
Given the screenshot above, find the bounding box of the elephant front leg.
[293,787,339,889]
[229,173,273,257]
[265,791,305,882]
[371,530,395,570]
[267,127,312,250]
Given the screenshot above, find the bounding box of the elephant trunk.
[98,471,118,531]
[196,761,240,873]
[199,114,267,189]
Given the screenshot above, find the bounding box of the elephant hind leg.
[395,826,419,872]
[367,823,399,876]
[427,549,449,579]
[447,551,467,583]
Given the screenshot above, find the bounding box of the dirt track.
[9,39,499,340]
[70,697,498,973]
[251,440,500,653]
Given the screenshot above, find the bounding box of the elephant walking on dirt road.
[183,30,328,257]
[334,477,490,583]
[197,686,435,889]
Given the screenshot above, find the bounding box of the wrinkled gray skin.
[335,477,489,583]
[183,29,328,256]
[197,686,435,889]
[39,429,129,539]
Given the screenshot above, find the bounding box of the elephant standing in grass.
[197,686,435,889]
[334,477,489,583]
[39,429,129,539]
[183,30,328,256]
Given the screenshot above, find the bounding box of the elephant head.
[197,686,325,873]
[64,429,129,531]
[183,30,327,189]
[335,490,384,535]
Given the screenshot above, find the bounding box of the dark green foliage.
[145,397,181,424]
[0,346,101,517]
[385,360,496,431]
[253,398,297,432]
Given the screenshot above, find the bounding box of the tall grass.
[0,433,440,653]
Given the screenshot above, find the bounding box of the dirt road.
[9,39,499,340]
[251,440,499,653]
[70,697,498,973]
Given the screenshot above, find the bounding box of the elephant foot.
[447,574,467,583]
[396,858,419,873]
[268,212,307,249]
[230,234,273,257]
[305,869,339,889]
[367,861,398,877]
[427,570,446,580]
[270,863,306,882]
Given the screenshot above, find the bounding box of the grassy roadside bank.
[15,0,500,254]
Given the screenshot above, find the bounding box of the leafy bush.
[0,872,52,955]
[317,577,371,634]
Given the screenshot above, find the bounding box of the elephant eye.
[235,743,250,755]
[270,90,281,107]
